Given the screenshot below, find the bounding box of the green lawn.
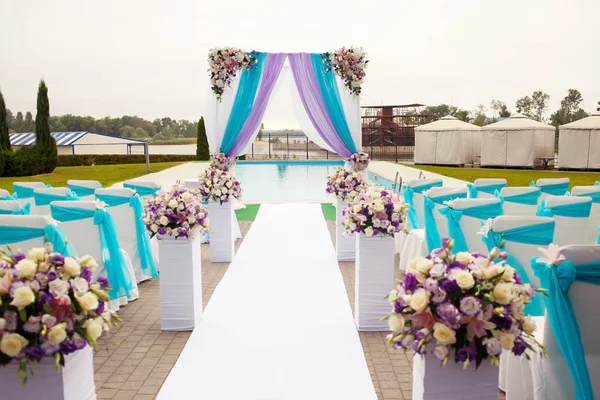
[403,164,600,188]
[0,162,185,191]
[235,204,260,221]
[321,204,336,221]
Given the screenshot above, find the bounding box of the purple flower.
[51,254,65,265]
[3,311,17,331]
[442,279,460,294]
[59,341,79,355]
[47,270,58,281]
[456,347,469,362]
[96,277,110,289]
[394,300,405,313]
[80,267,92,283]
[96,301,105,315]
[403,274,418,292]
[459,296,482,317]
[514,273,522,285]
[512,339,527,356]
[437,303,462,327]
[491,312,512,331]
[72,334,88,350]
[431,288,448,305]
[13,253,26,262]
[424,278,438,291]
[26,346,45,361]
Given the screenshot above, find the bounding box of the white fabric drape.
[335,76,362,149]
[205,75,241,154]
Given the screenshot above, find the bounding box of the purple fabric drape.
[226,53,287,157]
[288,53,352,158]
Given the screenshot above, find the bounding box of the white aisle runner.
[158,203,376,400]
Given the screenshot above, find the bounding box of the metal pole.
[144,141,150,172]
[268,133,271,159]
[306,138,309,159]
[252,142,254,159]
[395,141,398,163]
[287,133,289,159]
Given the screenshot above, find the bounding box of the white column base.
[209,201,235,263]
[336,198,355,261]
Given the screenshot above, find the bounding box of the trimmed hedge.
[3,147,45,177]
[57,154,197,167]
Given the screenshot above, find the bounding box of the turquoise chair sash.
[0,194,17,201]
[532,257,600,400]
[494,188,541,205]
[481,221,555,316]
[0,203,31,215]
[68,184,102,197]
[123,183,160,197]
[13,183,51,199]
[572,184,600,204]
[467,182,506,198]
[533,180,570,196]
[537,199,592,218]
[423,192,467,252]
[50,205,133,300]
[34,191,80,206]
[438,201,503,253]
[402,181,443,230]
[95,193,158,278]
[0,224,78,257]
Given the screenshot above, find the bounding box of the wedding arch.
[204,47,368,163]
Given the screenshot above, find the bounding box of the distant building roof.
[9,131,146,146]
[361,104,425,109]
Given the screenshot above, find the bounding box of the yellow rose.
[63,257,81,276]
[409,288,430,312]
[433,323,457,345]
[502,266,516,282]
[83,318,104,343]
[388,314,405,332]
[493,282,515,305]
[47,322,68,345]
[10,286,35,309]
[77,292,99,312]
[14,259,37,279]
[497,332,515,350]
[522,317,536,335]
[373,200,384,212]
[28,247,47,262]
[364,226,374,237]
[0,333,28,357]
[159,216,169,225]
[455,252,473,265]
[415,257,434,274]
[455,270,476,290]
[80,255,99,271]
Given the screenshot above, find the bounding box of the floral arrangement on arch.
[385,239,546,369]
[208,48,259,100]
[0,245,116,383]
[198,167,242,205]
[323,46,368,96]
[144,183,209,240]
[210,152,236,172]
[347,151,370,171]
[326,167,368,201]
[342,187,408,237]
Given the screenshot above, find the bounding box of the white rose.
[10,286,35,309]
[159,216,169,225]
[47,322,68,345]
[455,252,473,265]
[373,200,384,212]
[71,277,89,295]
[407,259,418,273]
[76,292,99,312]
[364,226,374,237]
[388,314,405,332]
[151,224,158,233]
[483,337,502,356]
[429,262,446,278]
[63,257,81,276]
[188,216,197,224]
[415,257,434,274]
[83,318,104,342]
[502,266,516,283]
[79,255,99,271]
[14,259,37,279]
[28,247,47,262]
[49,279,70,299]
[497,332,515,350]
[388,289,399,302]
[433,323,457,345]
[0,333,28,357]
[352,204,361,213]
[493,282,515,305]
[455,270,476,290]
[168,199,178,209]
[409,289,430,312]
[522,317,536,335]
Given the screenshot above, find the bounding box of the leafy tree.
[531,91,550,122]
[515,96,533,116]
[490,100,511,118]
[454,110,471,122]
[24,111,34,132]
[0,89,11,151]
[422,104,458,121]
[34,80,57,173]
[550,89,588,127]
[15,112,24,132]
[257,123,264,141]
[196,117,209,161]
[472,104,487,126]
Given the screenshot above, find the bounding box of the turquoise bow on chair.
[532,257,600,400]
[0,203,31,215]
[0,224,78,257]
[467,182,506,198]
[494,188,541,205]
[536,200,592,218]
[533,180,570,196]
[67,184,102,197]
[402,181,443,230]
[123,183,160,197]
[423,191,467,252]
[34,191,80,206]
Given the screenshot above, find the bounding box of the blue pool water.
[368,172,396,191]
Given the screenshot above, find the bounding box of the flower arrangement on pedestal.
[144,183,209,240]
[342,187,408,236]
[208,48,259,100]
[323,46,369,96]
[385,239,546,369]
[198,167,242,205]
[0,245,115,383]
[325,167,369,201]
[347,151,370,171]
[210,152,236,172]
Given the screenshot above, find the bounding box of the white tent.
[414,115,481,165]
[480,113,555,167]
[558,113,600,169]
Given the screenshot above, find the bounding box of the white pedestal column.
[336,198,355,261]
[355,234,395,331]
[158,235,202,331]
[0,346,96,400]
[412,354,499,400]
[208,201,234,263]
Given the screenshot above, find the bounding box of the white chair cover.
[571,186,600,244]
[33,187,74,215]
[451,198,503,254]
[404,179,443,228]
[50,201,139,312]
[12,181,47,210]
[0,215,51,250]
[0,188,11,199]
[500,186,540,216]
[122,180,161,199]
[0,200,23,213]
[536,178,570,202]
[543,195,591,246]
[472,178,507,198]
[67,179,102,201]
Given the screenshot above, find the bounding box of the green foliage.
[515,96,533,116]
[490,100,511,118]
[421,104,471,123]
[34,80,58,173]
[0,89,11,151]
[57,154,196,167]
[472,104,487,126]
[196,117,209,161]
[3,147,44,177]
[257,123,265,141]
[550,89,588,127]
[531,91,550,121]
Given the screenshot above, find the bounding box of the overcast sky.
[1,0,599,129]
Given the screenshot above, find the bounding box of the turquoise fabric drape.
[0,224,77,257]
[0,203,31,215]
[424,192,467,252]
[68,184,102,197]
[494,188,541,205]
[220,52,267,154]
[533,181,570,196]
[532,258,600,400]
[122,183,160,197]
[310,53,357,154]
[95,193,158,278]
[50,205,133,299]
[438,201,503,253]
[537,199,592,218]
[34,191,79,206]
[13,183,51,199]
[402,181,443,230]
[467,183,506,198]
[481,221,555,316]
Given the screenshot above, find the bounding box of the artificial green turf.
[235,204,261,221]
[402,164,600,188]
[321,204,336,221]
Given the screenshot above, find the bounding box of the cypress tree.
[196,116,209,160]
[35,80,57,173]
[0,89,11,151]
